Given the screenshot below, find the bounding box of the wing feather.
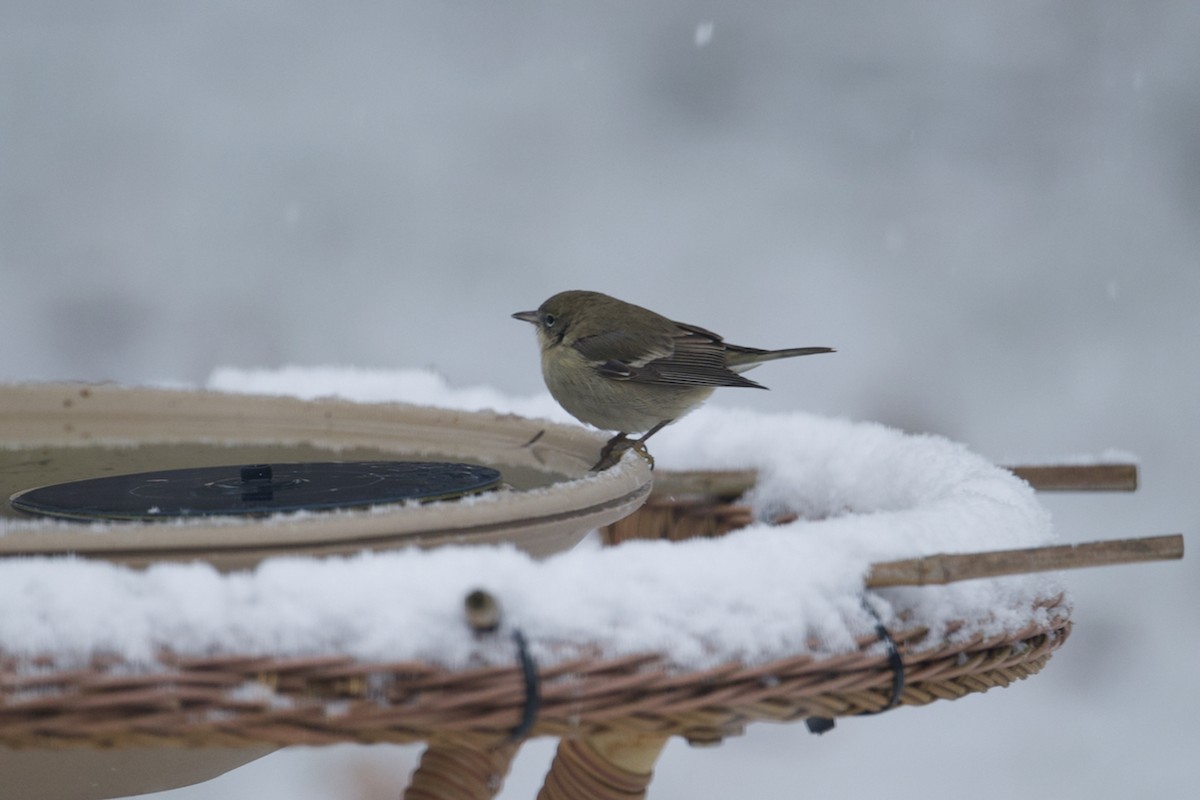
[573,321,765,389]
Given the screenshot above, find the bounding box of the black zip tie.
[463,590,540,742]
[509,628,541,742]
[805,716,836,735]
[806,596,905,735]
[859,595,905,714]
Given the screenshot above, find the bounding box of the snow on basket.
[0,368,1084,799]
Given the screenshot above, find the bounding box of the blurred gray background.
[2,2,1197,798]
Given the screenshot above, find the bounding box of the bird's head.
[512,291,596,350]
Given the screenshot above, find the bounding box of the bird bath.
[0,383,652,569]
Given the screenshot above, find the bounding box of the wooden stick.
[865,534,1184,588]
[1007,463,1138,492]
[650,463,1138,498]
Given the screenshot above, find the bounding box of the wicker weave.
[0,596,1068,752]
[405,741,519,800]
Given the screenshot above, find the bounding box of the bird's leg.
[634,419,670,447]
[590,420,673,472]
[592,432,632,471]
[628,419,672,467]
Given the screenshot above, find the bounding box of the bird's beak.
[512,310,539,324]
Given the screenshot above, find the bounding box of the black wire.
[806,596,906,735]
[859,596,906,714]
[509,628,541,742]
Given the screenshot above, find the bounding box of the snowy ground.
[2,3,1196,798]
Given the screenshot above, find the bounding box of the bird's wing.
[571,328,675,368]
[572,323,765,389]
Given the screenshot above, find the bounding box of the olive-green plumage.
[512,290,833,439]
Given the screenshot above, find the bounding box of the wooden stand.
[538,733,669,800]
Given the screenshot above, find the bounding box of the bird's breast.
[539,345,712,433]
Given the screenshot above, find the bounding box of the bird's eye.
[543,313,557,328]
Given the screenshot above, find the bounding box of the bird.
[512,290,833,469]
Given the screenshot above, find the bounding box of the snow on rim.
[0,367,1064,671]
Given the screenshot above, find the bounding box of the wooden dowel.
[1007,463,1138,492]
[865,534,1184,588]
[650,463,1139,498]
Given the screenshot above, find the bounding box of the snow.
[0,367,1062,672]
[206,365,569,423]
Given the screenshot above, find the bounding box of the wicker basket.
[0,463,1124,800]
[1,614,1069,799]
[0,601,1068,751]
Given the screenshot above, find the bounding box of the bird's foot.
[591,433,629,471]
[591,433,656,472]
[631,438,655,469]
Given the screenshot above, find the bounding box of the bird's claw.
[631,439,655,469]
[590,434,627,471]
[591,434,655,472]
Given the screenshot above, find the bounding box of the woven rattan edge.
[0,602,1070,750]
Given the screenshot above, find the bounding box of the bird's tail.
[726,345,835,372]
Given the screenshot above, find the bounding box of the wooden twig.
[865,534,1184,588]
[650,463,1139,498]
[1007,463,1138,492]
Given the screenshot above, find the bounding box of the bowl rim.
[0,382,653,567]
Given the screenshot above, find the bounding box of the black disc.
[9,461,503,522]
